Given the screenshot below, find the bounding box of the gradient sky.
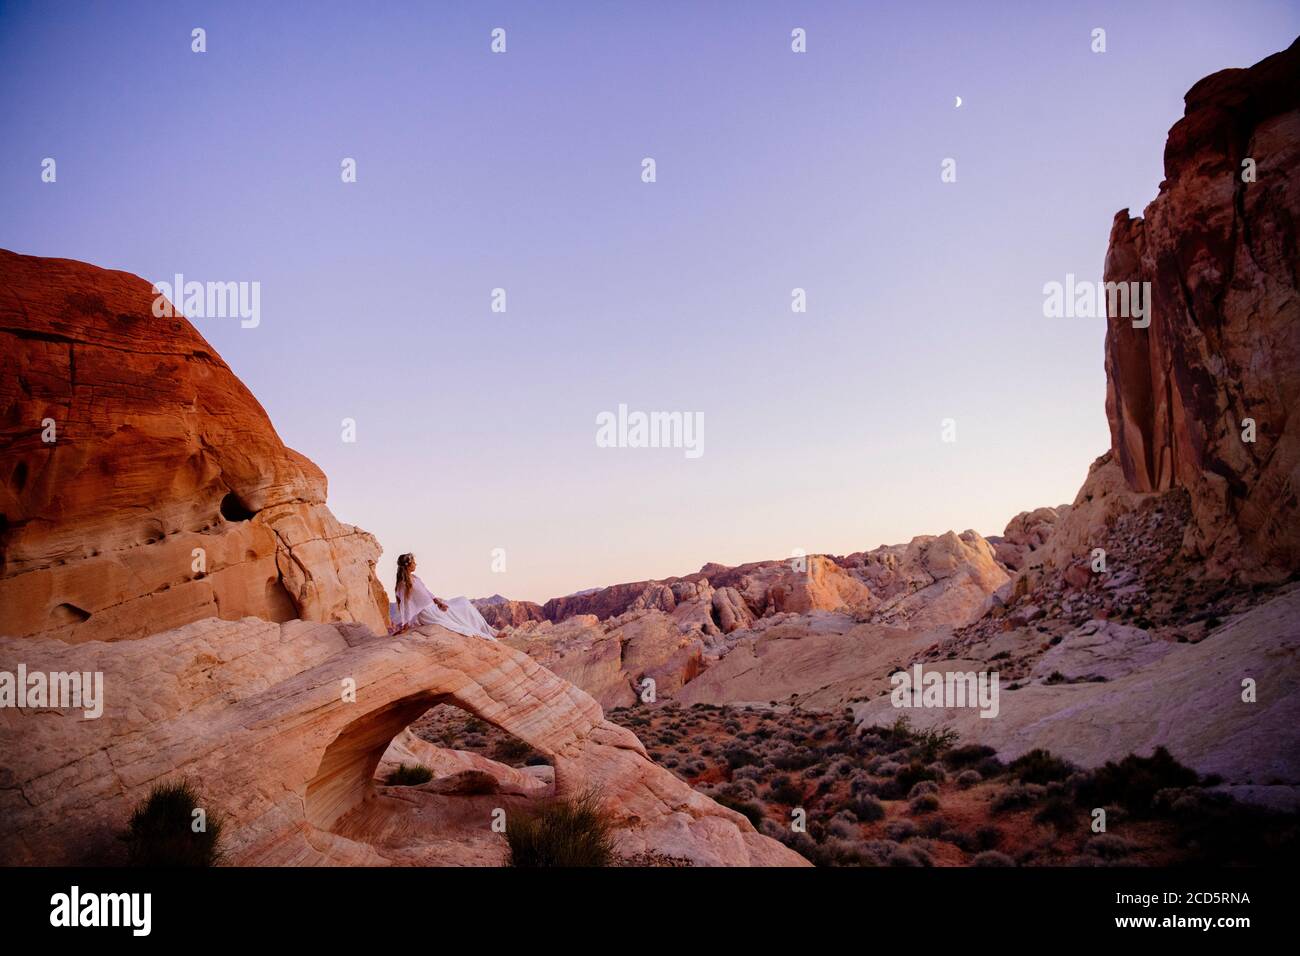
[2,1,1297,603]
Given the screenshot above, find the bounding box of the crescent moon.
[954,96,963,108]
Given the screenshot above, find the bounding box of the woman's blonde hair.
[396,553,415,601]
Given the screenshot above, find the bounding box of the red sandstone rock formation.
[0,251,389,640]
[541,580,657,622]
[474,596,545,629]
[1103,38,1300,581]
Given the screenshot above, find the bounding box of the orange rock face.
[1103,38,1300,580]
[0,251,389,640]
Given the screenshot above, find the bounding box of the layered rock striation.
[1103,38,1300,580]
[0,618,804,866]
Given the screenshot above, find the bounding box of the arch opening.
[304,691,554,838]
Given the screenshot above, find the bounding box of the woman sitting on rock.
[388,552,498,640]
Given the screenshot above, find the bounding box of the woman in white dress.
[388,553,498,640]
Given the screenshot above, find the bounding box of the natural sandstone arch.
[0,617,807,866]
[298,621,638,840]
[307,690,444,829]
[305,688,555,832]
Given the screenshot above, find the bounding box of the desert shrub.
[890,759,941,798]
[944,743,997,769]
[886,715,915,742]
[908,780,939,798]
[909,794,940,815]
[773,828,819,860]
[990,782,1045,813]
[867,756,902,775]
[1074,747,1199,817]
[122,781,223,867]
[974,824,1003,850]
[1154,787,1300,865]
[972,850,1015,867]
[843,794,886,823]
[1034,795,1079,831]
[849,773,884,797]
[386,763,434,786]
[828,813,861,840]
[884,819,918,842]
[942,827,978,852]
[766,775,804,805]
[887,844,932,867]
[828,758,855,778]
[956,769,982,789]
[723,746,761,770]
[1008,749,1075,785]
[852,839,897,866]
[506,789,615,867]
[714,794,765,828]
[492,737,539,765]
[1084,833,1136,861]
[920,817,952,838]
[914,725,960,762]
[810,836,877,867]
[855,727,886,747]
[818,740,849,759]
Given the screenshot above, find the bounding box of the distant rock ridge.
[473,596,545,629]
[521,531,1012,633]
[492,534,1015,711]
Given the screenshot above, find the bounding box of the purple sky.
[3,1,1297,603]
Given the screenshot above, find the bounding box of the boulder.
[863,531,1011,630]
[995,506,1068,570]
[711,586,755,633]
[0,251,388,641]
[1030,619,1176,683]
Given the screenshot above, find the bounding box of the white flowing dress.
[390,575,498,640]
